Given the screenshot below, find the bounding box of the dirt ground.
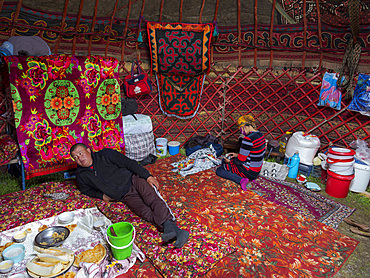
[319,190,370,278]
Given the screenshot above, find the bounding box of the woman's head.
[237,115,256,129]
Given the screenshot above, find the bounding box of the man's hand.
[147,176,160,189]
[103,194,115,203]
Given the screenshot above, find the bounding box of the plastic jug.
[287,151,300,179]
[279,131,292,153]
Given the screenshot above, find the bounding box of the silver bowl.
[34,226,70,248]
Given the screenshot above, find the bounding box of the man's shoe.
[162,220,177,242]
[174,226,189,248]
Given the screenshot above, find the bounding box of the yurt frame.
[0,0,369,152]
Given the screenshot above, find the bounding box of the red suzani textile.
[147,22,213,118]
[4,55,125,179]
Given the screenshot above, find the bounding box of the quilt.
[4,55,125,179]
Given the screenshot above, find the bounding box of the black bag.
[121,97,138,117]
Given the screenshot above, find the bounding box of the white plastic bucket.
[285,131,320,165]
[327,157,355,175]
[328,147,355,160]
[349,163,370,193]
[156,138,168,156]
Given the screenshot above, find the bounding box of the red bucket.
[325,170,354,198]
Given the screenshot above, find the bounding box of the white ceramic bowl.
[58,212,75,224]
[0,260,14,274]
[93,220,106,230]
[13,231,27,243]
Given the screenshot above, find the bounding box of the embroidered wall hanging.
[147,21,213,118]
[4,55,125,179]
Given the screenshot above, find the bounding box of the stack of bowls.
[58,212,75,225]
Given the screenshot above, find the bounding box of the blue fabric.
[317,72,344,110]
[348,74,370,114]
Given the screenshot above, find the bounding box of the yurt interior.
[0,1,369,277]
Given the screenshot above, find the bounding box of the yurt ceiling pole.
[237,0,241,67]
[269,0,276,68]
[180,0,183,22]
[315,0,323,71]
[213,0,219,22]
[136,0,145,60]
[302,0,307,69]
[199,0,206,24]
[254,0,258,68]
[122,0,132,61]
[10,0,22,37]
[88,0,99,56]
[105,0,119,58]
[54,0,69,54]
[159,0,164,22]
[72,0,85,55]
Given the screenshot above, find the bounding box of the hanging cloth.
[147,21,214,118]
[348,74,370,116]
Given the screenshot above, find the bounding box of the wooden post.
[72,0,85,55]
[88,0,99,56]
[105,0,120,58]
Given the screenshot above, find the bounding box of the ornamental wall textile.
[147,22,213,118]
[4,55,125,179]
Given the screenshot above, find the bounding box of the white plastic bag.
[349,139,370,165]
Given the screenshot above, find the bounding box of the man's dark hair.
[70,143,88,156]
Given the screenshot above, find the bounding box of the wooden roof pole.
[254,0,258,68]
[121,0,132,61]
[10,0,22,37]
[269,0,276,68]
[88,0,99,56]
[179,0,183,22]
[315,0,323,71]
[54,0,69,54]
[199,0,206,24]
[211,0,220,64]
[72,0,85,55]
[105,0,119,58]
[135,0,145,61]
[237,0,241,67]
[159,0,164,22]
[302,0,307,70]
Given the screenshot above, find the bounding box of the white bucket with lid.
[285,132,320,165]
[327,157,355,176]
[156,138,168,156]
[349,163,370,192]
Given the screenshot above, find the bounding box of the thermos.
[287,151,300,179]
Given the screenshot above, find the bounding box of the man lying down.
[70,143,189,248]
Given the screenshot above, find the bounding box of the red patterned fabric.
[0,134,18,166]
[4,55,125,179]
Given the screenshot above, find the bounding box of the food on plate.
[73,244,106,267]
[27,247,74,277]
[26,259,64,277]
[0,242,14,254]
[38,225,48,232]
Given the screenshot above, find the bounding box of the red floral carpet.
[0,154,359,277]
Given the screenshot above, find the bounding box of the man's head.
[70,143,93,168]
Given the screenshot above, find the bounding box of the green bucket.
[106,222,135,260]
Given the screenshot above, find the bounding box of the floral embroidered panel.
[4,55,125,179]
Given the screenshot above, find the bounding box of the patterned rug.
[0,181,235,278]
[4,55,125,179]
[243,176,356,229]
[0,155,359,277]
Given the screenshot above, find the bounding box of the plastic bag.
[349,139,370,165]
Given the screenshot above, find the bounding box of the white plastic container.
[349,163,370,192]
[156,138,168,156]
[285,131,320,165]
[327,158,355,176]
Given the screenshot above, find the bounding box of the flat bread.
[73,244,106,267]
[0,242,14,254]
[58,272,76,278]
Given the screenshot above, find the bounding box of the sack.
[317,72,344,110]
[121,98,138,116]
[124,61,152,97]
[348,73,370,116]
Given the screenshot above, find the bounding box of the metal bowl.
[34,226,70,248]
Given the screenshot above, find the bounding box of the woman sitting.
[216,115,266,190]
